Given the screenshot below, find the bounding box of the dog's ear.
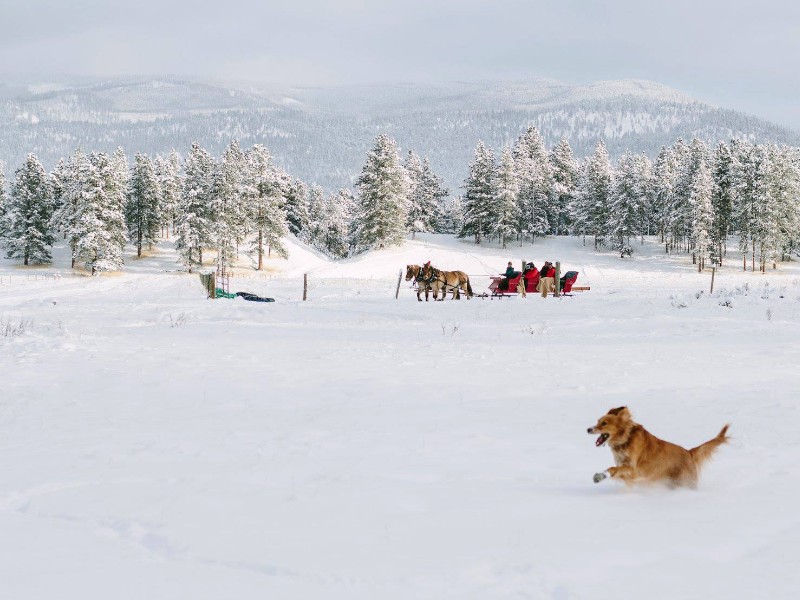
[608,406,630,418]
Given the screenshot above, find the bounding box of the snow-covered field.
[1,234,799,599]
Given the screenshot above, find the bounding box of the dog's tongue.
[596,433,609,447]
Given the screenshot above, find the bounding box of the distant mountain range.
[1,76,798,193]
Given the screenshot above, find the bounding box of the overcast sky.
[2,0,798,128]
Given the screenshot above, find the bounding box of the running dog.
[587,406,729,488]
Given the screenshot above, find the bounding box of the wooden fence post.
[303,273,308,301]
[554,261,561,297]
[710,267,716,295]
[395,269,402,299]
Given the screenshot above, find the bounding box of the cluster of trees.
[0,135,451,271]
[2,128,797,273]
[460,128,800,270]
[0,143,300,272]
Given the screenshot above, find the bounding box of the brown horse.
[421,264,473,300]
[405,264,435,301]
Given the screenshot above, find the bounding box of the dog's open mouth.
[595,433,609,447]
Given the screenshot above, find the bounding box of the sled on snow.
[489,270,587,297]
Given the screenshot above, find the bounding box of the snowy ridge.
[1,76,798,193]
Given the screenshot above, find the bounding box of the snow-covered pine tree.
[513,127,553,240]
[72,152,127,274]
[211,140,250,272]
[0,161,8,241]
[689,156,714,271]
[668,139,693,253]
[404,150,446,238]
[710,141,736,266]
[245,144,288,269]
[577,140,613,249]
[305,182,325,248]
[109,147,130,226]
[634,153,654,243]
[607,152,643,257]
[732,141,767,271]
[759,144,800,270]
[319,189,354,259]
[4,154,54,265]
[352,134,409,252]
[549,137,579,235]
[421,158,449,233]
[126,153,162,257]
[494,147,519,249]
[459,141,497,244]
[651,146,677,245]
[155,151,182,239]
[51,149,86,268]
[283,175,310,238]
[568,160,590,243]
[49,158,68,221]
[176,143,215,271]
[439,195,463,235]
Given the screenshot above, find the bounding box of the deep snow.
[1,234,798,599]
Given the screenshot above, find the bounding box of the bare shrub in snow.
[441,322,459,336]
[523,323,549,336]
[1,315,33,337]
[169,313,189,328]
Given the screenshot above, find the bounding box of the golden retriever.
[587,406,729,488]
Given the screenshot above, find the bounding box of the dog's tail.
[690,424,730,468]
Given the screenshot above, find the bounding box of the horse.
[405,264,435,301]
[421,264,473,300]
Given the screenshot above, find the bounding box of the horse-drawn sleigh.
[405,262,586,300]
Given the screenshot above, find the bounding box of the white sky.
[2,0,798,128]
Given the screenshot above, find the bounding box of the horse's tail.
[466,277,473,298]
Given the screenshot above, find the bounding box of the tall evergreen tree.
[732,141,764,271]
[494,147,519,249]
[573,141,613,249]
[212,140,250,272]
[352,134,409,252]
[513,126,553,239]
[459,141,497,244]
[0,161,8,241]
[668,139,693,253]
[176,142,215,271]
[72,152,127,274]
[318,189,353,259]
[689,158,714,271]
[283,175,310,238]
[155,151,182,239]
[405,151,446,238]
[51,149,85,268]
[4,154,54,265]
[245,144,289,268]
[710,142,735,265]
[651,146,677,245]
[126,153,162,257]
[549,137,579,235]
[607,152,644,257]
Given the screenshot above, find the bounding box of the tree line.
[1,129,798,273]
[459,128,800,271]
[0,136,449,272]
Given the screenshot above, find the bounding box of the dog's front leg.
[594,465,636,484]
